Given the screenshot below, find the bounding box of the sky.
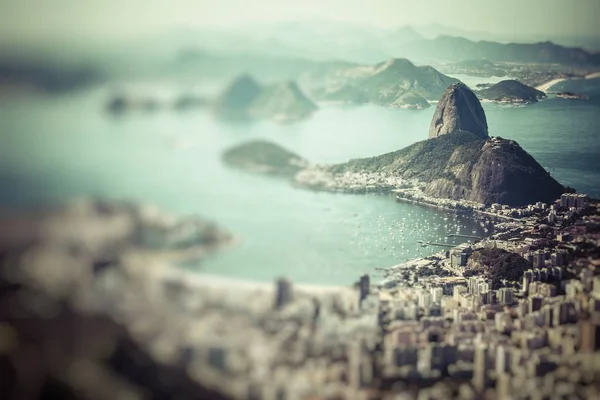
[1,0,599,44]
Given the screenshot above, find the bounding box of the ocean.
[1,81,599,285]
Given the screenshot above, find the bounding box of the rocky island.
[477,79,546,104]
[222,140,308,176]
[310,58,457,108]
[215,75,318,122]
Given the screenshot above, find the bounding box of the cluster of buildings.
[372,193,600,397]
[84,192,596,399]
[275,193,599,399]
[295,168,405,194]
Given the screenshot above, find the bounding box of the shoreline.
[535,77,569,92]
[536,71,600,93]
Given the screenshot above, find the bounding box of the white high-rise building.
[498,288,514,305]
[418,291,432,309]
[430,287,444,304]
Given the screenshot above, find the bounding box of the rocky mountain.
[478,80,546,103]
[312,83,565,206]
[215,75,317,121]
[223,140,308,176]
[248,81,318,120]
[310,58,458,107]
[325,130,564,206]
[215,74,263,114]
[429,83,489,139]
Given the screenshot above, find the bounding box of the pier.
[447,234,483,240]
[417,240,455,248]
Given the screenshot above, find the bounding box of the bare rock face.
[323,131,565,206]
[421,136,565,206]
[428,82,489,139]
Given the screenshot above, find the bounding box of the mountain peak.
[428,82,489,139]
[383,58,416,69]
[217,74,262,111]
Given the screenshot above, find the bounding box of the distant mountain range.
[396,36,600,65]
[3,18,599,96]
[159,20,600,66]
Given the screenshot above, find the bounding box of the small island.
[222,140,308,176]
[477,79,546,105]
[106,93,161,114]
[105,92,207,114]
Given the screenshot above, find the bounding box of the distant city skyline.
[1,0,599,45]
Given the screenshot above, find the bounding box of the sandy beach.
[536,71,600,92]
[535,77,569,92]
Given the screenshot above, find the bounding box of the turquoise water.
[0,86,599,284]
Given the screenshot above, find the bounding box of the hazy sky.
[1,0,599,43]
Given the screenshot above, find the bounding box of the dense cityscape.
[142,192,600,399]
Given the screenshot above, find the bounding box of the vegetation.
[328,131,485,182]
[464,248,532,289]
